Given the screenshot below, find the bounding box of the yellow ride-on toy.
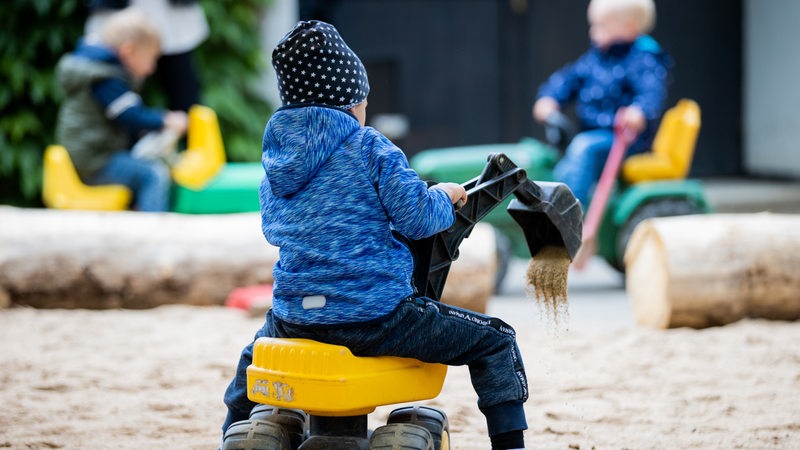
[221,153,582,450]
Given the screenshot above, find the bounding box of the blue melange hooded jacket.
[260,105,455,326]
[536,36,673,153]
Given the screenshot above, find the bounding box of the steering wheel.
[543,111,578,154]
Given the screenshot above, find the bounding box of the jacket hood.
[262,105,361,198]
[56,40,124,95]
[593,35,664,58]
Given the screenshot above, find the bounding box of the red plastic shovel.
[572,121,637,270]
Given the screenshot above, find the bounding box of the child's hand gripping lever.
[431,182,468,211]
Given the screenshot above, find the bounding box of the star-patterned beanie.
[272,20,370,110]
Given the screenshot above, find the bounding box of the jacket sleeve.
[90,78,165,133]
[535,53,589,106]
[360,128,454,240]
[628,50,671,120]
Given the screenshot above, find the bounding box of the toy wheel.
[614,198,705,272]
[249,405,308,450]
[221,419,291,450]
[387,406,449,450]
[369,423,434,450]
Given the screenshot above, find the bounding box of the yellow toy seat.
[171,104,226,190]
[41,145,132,210]
[622,99,701,184]
[247,338,447,416]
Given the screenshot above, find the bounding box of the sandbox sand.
[1,304,799,449]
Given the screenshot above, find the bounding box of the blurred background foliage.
[0,0,273,206]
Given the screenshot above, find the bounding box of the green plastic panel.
[410,137,559,184]
[172,162,263,214]
[595,179,711,267]
[410,138,560,258]
[610,179,710,226]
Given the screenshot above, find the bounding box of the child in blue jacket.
[533,0,672,206]
[223,20,529,450]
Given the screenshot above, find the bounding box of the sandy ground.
[2,287,799,450]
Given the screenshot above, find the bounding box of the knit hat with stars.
[272,20,370,110]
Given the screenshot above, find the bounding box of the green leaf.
[0,132,15,174]
[58,0,79,18]
[0,88,11,110]
[31,0,49,16]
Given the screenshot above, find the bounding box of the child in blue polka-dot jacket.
[533,0,672,206]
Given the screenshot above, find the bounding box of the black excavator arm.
[407,152,583,302]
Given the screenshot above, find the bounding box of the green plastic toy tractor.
[410,99,710,281]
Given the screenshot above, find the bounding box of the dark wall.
[650,0,743,176]
[301,0,743,177]
[312,0,503,153]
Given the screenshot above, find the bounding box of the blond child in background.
[533,0,672,206]
[55,8,187,212]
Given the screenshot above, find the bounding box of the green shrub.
[0,0,273,206]
[0,0,85,205]
[198,0,274,163]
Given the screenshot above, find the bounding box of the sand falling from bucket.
[525,245,570,327]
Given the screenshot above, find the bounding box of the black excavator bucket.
[408,153,583,302]
[507,181,583,261]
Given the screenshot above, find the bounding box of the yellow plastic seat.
[171,104,226,190]
[247,338,447,416]
[41,145,132,210]
[622,99,701,184]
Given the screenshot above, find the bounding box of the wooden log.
[440,223,497,313]
[624,213,800,329]
[0,207,276,309]
[0,207,496,311]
